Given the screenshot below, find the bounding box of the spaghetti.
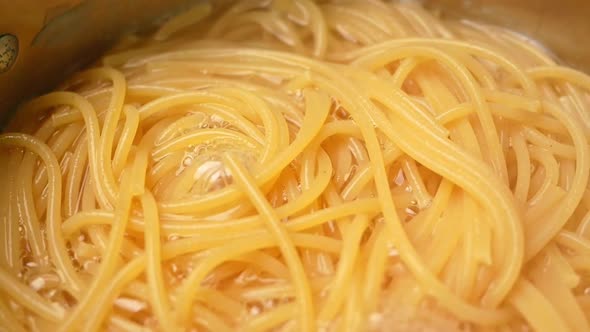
[2,1,590,331]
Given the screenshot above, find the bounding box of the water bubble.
[388,246,400,257]
[249,304,261,316]
[194,160,223,179]
[114,297,147,313]
[180,156,192,168]
[28,272,60,291]
[46,289,58,299]
[369,312,383,326]
[25,261,38,268]
[262,299,276,309]
[235,269,258,285]
[277,192,288,205]
[260,73,284,85]
[29,276,46,291]
[334,105,349,119]
[405,207,418,217]
[393,170,405,186]
[326,220,336,233]
[294,89,303,99]
[193,159,233,194]
[257,276,280,284]
[209,114,224,126]
[343,165,357,183]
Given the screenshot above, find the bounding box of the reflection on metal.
[32,0,89,47]
[0,0,202,120]
[0,34,18,73]
[424,0,590,74]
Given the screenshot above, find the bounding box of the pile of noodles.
[1,1,590,331]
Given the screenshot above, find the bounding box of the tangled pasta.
[2,1,590,331]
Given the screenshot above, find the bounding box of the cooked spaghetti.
[2,1,590,331]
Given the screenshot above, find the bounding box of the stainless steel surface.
[424,0,590,73]
[0,0,201,123]
[0,0,588,122]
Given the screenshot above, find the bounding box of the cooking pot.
[1,0,589,124]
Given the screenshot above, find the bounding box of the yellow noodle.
[2,1,590,331]
[60,196,379,238]
[511,129,531,203]
[32,123,83,201]
[244,303,297,332]
[192,304,233,332]
[140,192,176,332]
[59,169,134,332]
[401,158,432,208]
[108,315,151,332]
[529,248,587,330]
[0,266,64,322]
[342,266,363,332]
[16,152,47,261]
[64,134,88,217]
[557,231,590,255]
[0,151,22,272]
[235,277,330,301]
[0,298,27,332]
[455,194,481,300]
[112,105,139,177]
[196,288,244,319]
[508,278,571,332]
[318,214,368,323]
[361,223,389,315]
[524,102,589,259]
[0,134,83,296]
[220,152,315,331]
[237,251,290,279]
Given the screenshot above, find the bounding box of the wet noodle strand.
[2,1,590,331]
